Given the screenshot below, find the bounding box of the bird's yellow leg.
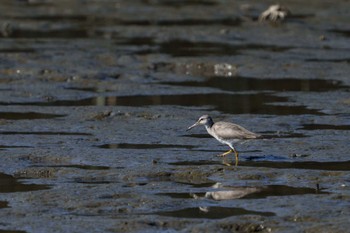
[217,148,239,166]
[217,149,233,157]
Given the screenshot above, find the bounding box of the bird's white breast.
[206,126,230,145]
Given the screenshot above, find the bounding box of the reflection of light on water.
[214,63,236,77]
[95,95,117,106]
[202,182,262,201]
[194,182,327,214]
[93,87,111,106]
[155,62,237,78]
[95,96,105,106]
[199,206,209,213]
[205,188,261,200]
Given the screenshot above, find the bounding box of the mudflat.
[0,0,349,232]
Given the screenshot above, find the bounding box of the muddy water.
[0,0,350,232]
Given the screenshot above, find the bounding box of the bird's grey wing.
[213,122,260,140]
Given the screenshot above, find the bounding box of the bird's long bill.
[187,121,199,131]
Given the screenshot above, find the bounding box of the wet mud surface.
[0,0,350,232]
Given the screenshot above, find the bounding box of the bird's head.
[187,115,213,131]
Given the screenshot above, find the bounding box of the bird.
[259,4,290,22]
[187,115,260,166]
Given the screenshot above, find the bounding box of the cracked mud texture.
[0,0,350,232]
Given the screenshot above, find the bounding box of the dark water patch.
[243,185,328,199]
[162,77,346,92]
[99,193,132,199]
[73,178,111,185]
[0,145,32,149]
[0,112,64,120]
[66,87,98,92]
[0,93,322,115]
[0,98,98,106]
[97,143,195,150]
[182,133,212,139]
[169,160,222,166]
[65,87,110,93]
[13,14,240,27]
[0,201,8,208]
[170,159,350,171]
[156,206,274,219]
[300,124,350,130]
[123,182,148,188]
[0,172,50,193]
[289,14,315,19]
[242,160,350,171]
[329,29,350,38]
[1,28,90,39]
[245,155,289,161]
[64,165,110,170]
[2,19,240,41]
[157,192,196,199]
[140,18,242,26]
[113,19,242,27]
[114,37,155,47]
[0,131,92,136]
[32,165,110,170]
[158,40,291,57]
[13,15,89,22]
[0,230,26,233]
[0,49,36,53]
[306,58,350,63]
[175,181,218,188]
